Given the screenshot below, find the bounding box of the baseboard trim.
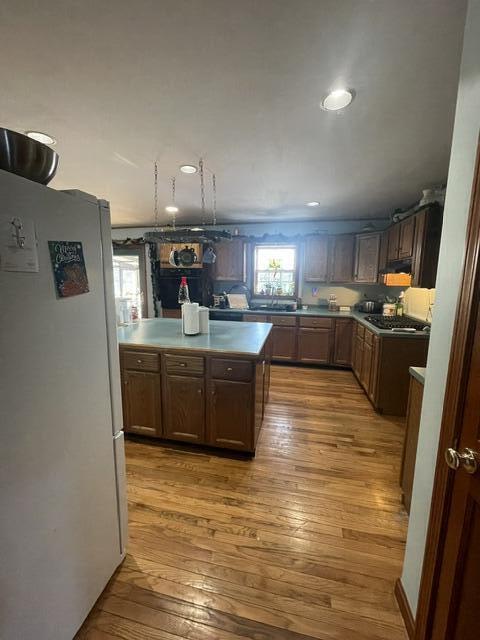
[395,578,415,639]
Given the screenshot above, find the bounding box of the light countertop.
[409,366,426,385]
[210,306,431,339]
[117,318,272,357]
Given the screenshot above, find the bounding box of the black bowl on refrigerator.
[0,128,59,185]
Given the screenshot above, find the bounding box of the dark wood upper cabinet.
[163,374,205,442]
[208,379,253,451]
[387,224,401,261]
[398,216,416,259]
[329,234,355,283]
[333,319,353,366]
[297,327,332,364]
[213,238,245,281]
[354,233,380,283]
[377,230,389,283]
[412,206,443,288]
[122,370,162,437]
[304,235,329,282]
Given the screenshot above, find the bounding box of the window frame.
[251,242,299,299]
[112,244,148,318]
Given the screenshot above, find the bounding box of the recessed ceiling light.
[25,130,56,145]
[165,205,179,213]
[180,164,198,174]
[320,89,355,111]
[306,201,320,207]
[190,227,203,231]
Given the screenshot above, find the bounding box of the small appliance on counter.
[357,297,383,313]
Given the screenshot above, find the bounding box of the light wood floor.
[77,366,408,640]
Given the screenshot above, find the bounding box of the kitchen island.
[118,319,272,453]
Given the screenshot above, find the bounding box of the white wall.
[401,0,480,615]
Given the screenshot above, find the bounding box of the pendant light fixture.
[145,159,230,244]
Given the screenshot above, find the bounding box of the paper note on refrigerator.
[0,215,39,272]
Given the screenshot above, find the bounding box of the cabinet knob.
[180,362,187,367]
[198,388,202,395]
[137,359,143,363]
[226,367,233,372]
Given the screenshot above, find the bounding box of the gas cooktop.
[364,315,429,332]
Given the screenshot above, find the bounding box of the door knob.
[445,447,479,474]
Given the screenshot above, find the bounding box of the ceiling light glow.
[25,130,56,145]
[180,164,198,174]
[321,89,354,111]
[165,205,179,213]
[306,201,320,207]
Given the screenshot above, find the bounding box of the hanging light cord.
[212,173,217,226]
[154,161,159,229]
[171,176,176,230]
[199,158,206,225]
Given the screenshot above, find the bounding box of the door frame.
[113,243,148,318]
[412,137,480,639]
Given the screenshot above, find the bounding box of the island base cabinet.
[164,375,205,442]
[122,370,162,437]
[208,379,253,451]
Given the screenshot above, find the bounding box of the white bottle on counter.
[198,306,210,334]
[181,302,200,335]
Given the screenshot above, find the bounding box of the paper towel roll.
[198,306,210,334]
[182,302,199,335]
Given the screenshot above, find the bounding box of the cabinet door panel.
[360,340,373,392]
[355,233,380,283]
[304,236,329,282]
[208,379,253,451]
[369,335,380,404]
[387,224,400,261]
[123,370,162,436]
[377,231,389,283]
[333,319,353,366]
[297,328,331,364]
[398,216,416,259]
[330,234,355,283]
[271,326,297,361]
[214,239,245,281]
[352,333,364,380]
[164,375,205,442]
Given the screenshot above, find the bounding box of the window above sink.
[253,244,298,298]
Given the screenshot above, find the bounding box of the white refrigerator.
[0,169,128,640]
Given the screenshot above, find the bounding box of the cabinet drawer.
[243,314,268,323]
[211,358,253,382]
[299,317,333,329]
[164,354,204,376]
[270,315,297,327]
[123,350,160,372]
[364,328,374,346]
[356,322,365,339]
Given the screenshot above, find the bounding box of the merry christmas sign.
[49,241,89,298]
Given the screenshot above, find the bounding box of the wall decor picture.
[48,241,89,298]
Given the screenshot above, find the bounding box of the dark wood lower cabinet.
[400,374,424,513]
[122,370,162,436]
[333,319,353,366]
[352,334,364,379]
[297,327,331,364]
[352,320,428,415]
[208,379,253,451]
[271,326,297,360]
[163,374,205,442]
[120,347,268,452]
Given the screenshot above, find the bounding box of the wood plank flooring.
[76,366,408,640]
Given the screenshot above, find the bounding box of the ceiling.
[0,0,467,226]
